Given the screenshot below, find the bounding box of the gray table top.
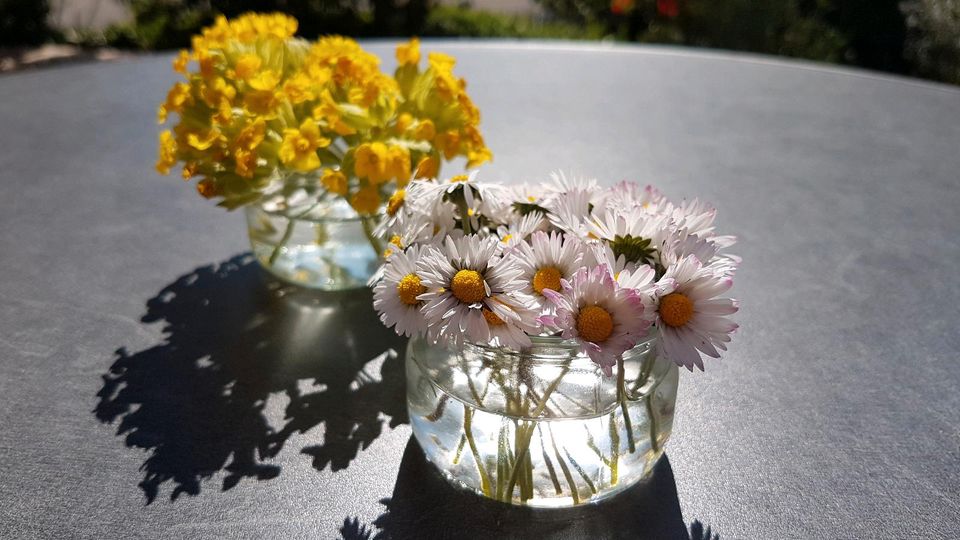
[0,41,958,539]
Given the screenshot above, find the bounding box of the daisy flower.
[417,235,534,349]
[511,182,546,208]
[542,187,593,239]
[664,198,717,238]
[475,183,514,227]
[497,211,547,247]
[485,292,542,349]
[588,208,674,269]
[655,255,739,371]
[404,180,459,236]
[514,230,584,309]
[372,244,429,338]
[606,181,667,214]
[539,265,652,375]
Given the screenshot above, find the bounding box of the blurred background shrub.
[6,0,960,86]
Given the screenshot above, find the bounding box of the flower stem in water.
[503,365,570,500]
[463,408,492,497]
[617,357,637,454]
[548,424,580,504]
[360,215,384,256]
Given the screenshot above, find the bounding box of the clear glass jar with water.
[245,198,381,290]
[406,332,679,507]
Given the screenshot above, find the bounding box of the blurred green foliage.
[3,0,958,85]
[423,5,604,38]
[902,0,960,84]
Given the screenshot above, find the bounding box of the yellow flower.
[196,178,218,199]
[414,155,439,179]
[312,92,356,136]
[235,150,259,178]
[186,128,222,151]
[234,53,262,81]
[396,38,420,66]
[243,89,282,117]
[172,50,190,74]
[436,131,461,160]
[233,118,266,152]
[388,146,411,185]
[155,130,177,175]
[350,185,381,215]
[395,113,413,134]
[182,162,198,179]
[162,82,192,117]
[200,77,236,108]
[322,168,349,196]
[428,52,456,72]
[386,189,405,216]
[231,119,266,177]
[212,98,233,125]
[283,72,315,104]
[242,71,282,116]
[279,120,329,172]
[196,49,218,79]
[354,142,390,183]
[247,70,280,91]
[467,146,493,168]
[413,119,435,141]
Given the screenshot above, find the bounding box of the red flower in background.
[657,0,679,17]
[611,0,635,15]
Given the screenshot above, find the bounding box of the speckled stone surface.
[0,42,958,539]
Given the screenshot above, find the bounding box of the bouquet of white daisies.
[371,172,739,373]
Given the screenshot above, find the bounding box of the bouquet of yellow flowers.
[155,12,490,215]
[154,13,491,288]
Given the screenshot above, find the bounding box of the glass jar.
[245,198,382,291]
[406,332,679,507]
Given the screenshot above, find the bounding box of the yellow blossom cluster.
[155,13,492,215]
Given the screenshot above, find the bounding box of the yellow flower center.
[396,273,425,306]
[532,267,562,295]
[482,308,505,326]
[389,234,403,248]
[501,234,513,244]
[450,174,469,183]
[386,190,405,216]
[294,136,310,153]
[451,269,486,303]
[577,305,614,343]
[659,292,694,328]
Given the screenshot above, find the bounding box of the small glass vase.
[406,332,679,507]
[245,198,382,291]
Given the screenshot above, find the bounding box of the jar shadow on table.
[340,438,719,540]
[94,253,407,503]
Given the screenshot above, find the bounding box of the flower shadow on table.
[94,253,407,503]
[340,438,719,540]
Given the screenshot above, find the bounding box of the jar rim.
[250,198,384,224]
[460,329,659,364]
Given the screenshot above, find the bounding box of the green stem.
[537,425,563,495]
[463,408,492,497]
[267,201,322,266]
[646,393,661,454]
[503,365,571,499]
[360,215,384,257]
[548,424,580,504]
[452,434,467,465]
[636,351,661,453]
[617,357,636,454]
[268,218,297,266]
[607,412,619,485]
